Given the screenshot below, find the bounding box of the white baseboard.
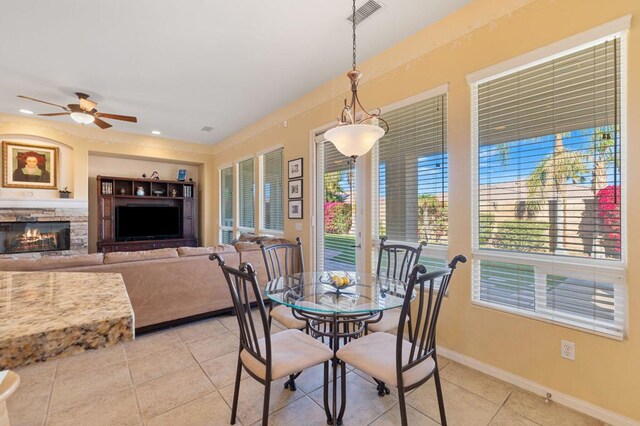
[437,346,639,426]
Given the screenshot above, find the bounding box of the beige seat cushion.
[337,332,435,388]
[367,308,402,333]
[270,304,306,329]
[240,329,333,381]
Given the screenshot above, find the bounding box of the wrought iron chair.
[210,254,333,426]
[337,255,467,426]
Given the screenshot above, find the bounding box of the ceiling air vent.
[347,0,382,25]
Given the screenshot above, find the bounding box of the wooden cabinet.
[97,176,197,253]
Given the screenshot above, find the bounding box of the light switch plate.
[295,223,303,231]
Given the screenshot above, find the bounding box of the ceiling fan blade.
[17,95,69,111]
[38,112,70,117]
[94,113,137,123]
[79,98,97,112]
[93,117,112,129]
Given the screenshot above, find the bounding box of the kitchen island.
[0,271,134,369]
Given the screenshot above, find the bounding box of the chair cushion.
[240,329,333,381]
[336,332,435,388]
[270,304,306,330]
[367,309,401,333]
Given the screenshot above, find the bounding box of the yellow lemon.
[342,277,350,285]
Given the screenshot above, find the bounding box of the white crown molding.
[0,198,88,209]
[437,346,639,426]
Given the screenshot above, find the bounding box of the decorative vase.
[170,188,177,197]
[136,186,145,196]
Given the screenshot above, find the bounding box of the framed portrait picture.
[288,179,303,199]
[177,169,187,181]
[288,158,303,179]
[288,200,303,219]
[2,141,58,189]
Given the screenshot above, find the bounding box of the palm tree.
[525,133,587,252]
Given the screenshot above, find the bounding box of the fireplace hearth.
[0,221,71,254]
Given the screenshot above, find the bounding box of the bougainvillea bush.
[596,185,621,257]
[324,202,352,234]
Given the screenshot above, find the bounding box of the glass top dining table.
[263,271,414,315]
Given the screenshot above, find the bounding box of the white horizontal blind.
[260,148,284,232]
[238,158,255,230]
[220,166,234,244]
[377,94,448,246]
[472,36,625,337]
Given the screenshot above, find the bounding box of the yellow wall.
[0,114,217,247]
[210,0,640,420]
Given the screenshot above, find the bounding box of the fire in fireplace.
[0,221,71,254]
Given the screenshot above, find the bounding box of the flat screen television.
[115,205,182,241]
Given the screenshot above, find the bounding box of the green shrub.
[324,202,352,234]
[491,220,549,253]
[479,212,495,246]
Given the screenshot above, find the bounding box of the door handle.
[350,244,362,249]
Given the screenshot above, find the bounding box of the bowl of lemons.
[320,272,356,291]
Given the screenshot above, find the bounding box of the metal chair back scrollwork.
[260,237,304,282]
[376,236,427,283]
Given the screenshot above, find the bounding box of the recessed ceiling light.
[151,130,161,135]
[19,109,33,115]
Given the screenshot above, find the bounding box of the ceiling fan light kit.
[17,92,137,130]
[326,0,388,159]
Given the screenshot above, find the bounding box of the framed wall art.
[288,200,303,219]
[288,179,303,199]
[177,169,187,181]
[2,141,58,189]
[288,158,303,179]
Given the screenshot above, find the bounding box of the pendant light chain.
[352,0,357,71]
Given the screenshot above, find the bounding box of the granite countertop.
[0,271,134,368]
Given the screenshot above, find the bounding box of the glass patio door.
[315,139,363,271]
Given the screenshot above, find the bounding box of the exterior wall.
[210,0,640,420]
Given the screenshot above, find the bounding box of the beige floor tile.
[406,378,500,426]
[437,355,452,370]
[292,362,334,394]
[123,329,184,359]
[505,389,604,426]
[307,371,398,426]
[174,318,228,343]
[218,375,305,425]
[56,344,125,377]
[200,351,249,388]
[490,407,540,426]
[370,403,440,426]
[49,360,132,413]
[46,385,141,426]
[135,364,215,420]
[128,345,196,384]
[146,391,233,426]
[264,396,328,426]
[230,323,283,340]
[219,314,241,332]
[6,370,53,426]
[186,332,239,362]
[14,359,58,381]
[440,361,514,405]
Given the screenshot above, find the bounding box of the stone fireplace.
[0,199,88,258]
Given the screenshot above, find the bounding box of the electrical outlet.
[295,223,302,231]
[561,340,575,360]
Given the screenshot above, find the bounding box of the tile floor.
[8,314,604,426]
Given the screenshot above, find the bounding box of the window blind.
[472,36,624,337]
[220,166,234,243]
[238,158,255,230]
[377,94,448,246]
[260,148,284,232]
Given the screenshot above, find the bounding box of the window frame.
[468,21,629,339]
[218,164,234,244]
[235,155,256,236]
[258,145,285,236]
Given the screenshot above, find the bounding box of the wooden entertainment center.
[96,175,197,253]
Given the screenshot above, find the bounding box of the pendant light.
[325,0,388,159]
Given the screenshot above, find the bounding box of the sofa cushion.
[177,245,236,257]
[234,241,261,252]
[104,248,178,264]
[0,253,105,271]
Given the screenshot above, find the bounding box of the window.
[471,35,625,337]
[260,148,284,232]
[219,166,234,244]
[374,92,449,271]
[238,158,255,231]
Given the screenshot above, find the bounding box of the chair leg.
[322,361,331,424]
[398,387,408,426]
[262,381,271,426]
[284,372,300,391]
[230,355,243,425]
[434,368,447,426]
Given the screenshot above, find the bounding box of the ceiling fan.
[17,92,137,129]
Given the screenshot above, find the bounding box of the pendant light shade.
[326,0,388,159]
[325,123,384,157]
